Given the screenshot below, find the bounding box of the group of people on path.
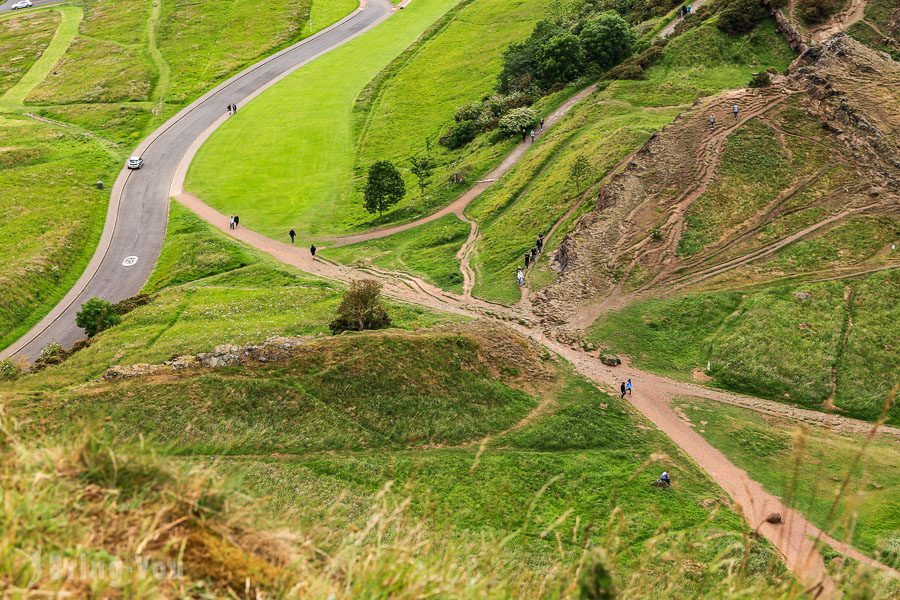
[520,118,546,144]
[709,103,740,129]
[619,378,633,398]
[228,215,240,229]
[677,4,692,18]
[288,228,317,257]
[226,103,238,115]
[517,233,545,286]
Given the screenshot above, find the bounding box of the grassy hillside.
[672,397,899,566]
[5,204,456,390]
[0,0,359,353]
[588,270,900,425]
[7,323,801,597]
[468,18,796,304]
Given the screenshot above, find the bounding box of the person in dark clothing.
[234,215,239,227]
[536,233,544,253]
[289,228,296,244]
[620,381,626,398]
[521,128,527,142]
[524,253,530,268]
[310,244,317,257]
[540,118,545,131]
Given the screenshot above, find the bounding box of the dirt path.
[808,0,868,43]
[176,187,899,595]
[318,84,599,248]
[658,0,710,38]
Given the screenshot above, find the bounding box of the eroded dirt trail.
[176,187,899,597]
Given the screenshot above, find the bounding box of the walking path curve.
[174,186,899,598]
[0,0,396,362]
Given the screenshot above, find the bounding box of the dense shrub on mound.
[329,279,392,334]
[795,0,842,24]
[579,11,636,69]
[748,70,772,87]
[439,119,480,149]
[717,0,768,35]
[75,297,121,337]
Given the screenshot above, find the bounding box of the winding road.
[0,0,395,362]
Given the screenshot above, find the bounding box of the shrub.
[498,107,538,137]
[796,0,840,24]
[579,11,636,70]
[606,60,644,80]
[439,119,480,149]
[453,101,482,122]
[748,71,772,87]
[717,0,768,35]
[329,279,392,334]
[75,298,121,337]
[113,293,151,315]
[0,360,20,381]
[536,32,586,87]
[36,341,68,367]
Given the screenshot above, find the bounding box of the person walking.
[732,103,739,120]
[620,381,626,398]
[232,103,237,114]
[524,252,530,268]
[709,113,716,129]
[626,378,633,396]
[521,128,527,142]
[229,216,235,230]
[233,215,239,228]
[530,129,536,143]
[289,228,296,244]
[309,243,317,257]
[540,118,545,131]
[536,233,544,253]
[516,268,525,286]
[530,247,538,264]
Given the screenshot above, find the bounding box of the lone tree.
[329,279,392,334]
[410,146,436,200]
[579,11,635,70]
[75,297,121,337]
[569,155,596,193]
[364,160,405,217]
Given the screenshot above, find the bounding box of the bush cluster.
[499,11,636,93]
[329,280,392,334]
[795,0,841,24]
[716,0,768,35]
[440,90,537,148]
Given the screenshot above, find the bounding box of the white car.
[126,156,143,169]
[11,1,34,9]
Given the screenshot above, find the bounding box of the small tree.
[329,279,392,334]
[569,155,596,192]
[536,32,586,87]
[363,160,406,217]
[75,297,121,337]
[579,11,635,70]
[410,145,436,200]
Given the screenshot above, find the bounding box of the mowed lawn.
[187,0,547,240]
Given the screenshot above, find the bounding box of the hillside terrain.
[1,0,898,596]
[0,0,358,352]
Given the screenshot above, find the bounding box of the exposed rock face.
[533,35,899,327]
[103,337,311,380]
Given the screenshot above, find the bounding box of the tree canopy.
[363,160,406,216]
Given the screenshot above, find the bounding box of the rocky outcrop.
[103,336,316,380]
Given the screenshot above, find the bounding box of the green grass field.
[0,0,359,354]
[466,18,796,304]
[588,270,900,425]
[323,214,470,292]
[672,397,899,565]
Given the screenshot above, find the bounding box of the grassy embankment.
[187,0,559,240]
[671,397,899,567]
[0,0,359,353]
[588,270,900,425]
[467,17,796,304]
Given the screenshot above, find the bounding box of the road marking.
[122,256,139,267]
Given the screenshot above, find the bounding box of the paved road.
[0,0,60,13]
[1,0,394,362]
